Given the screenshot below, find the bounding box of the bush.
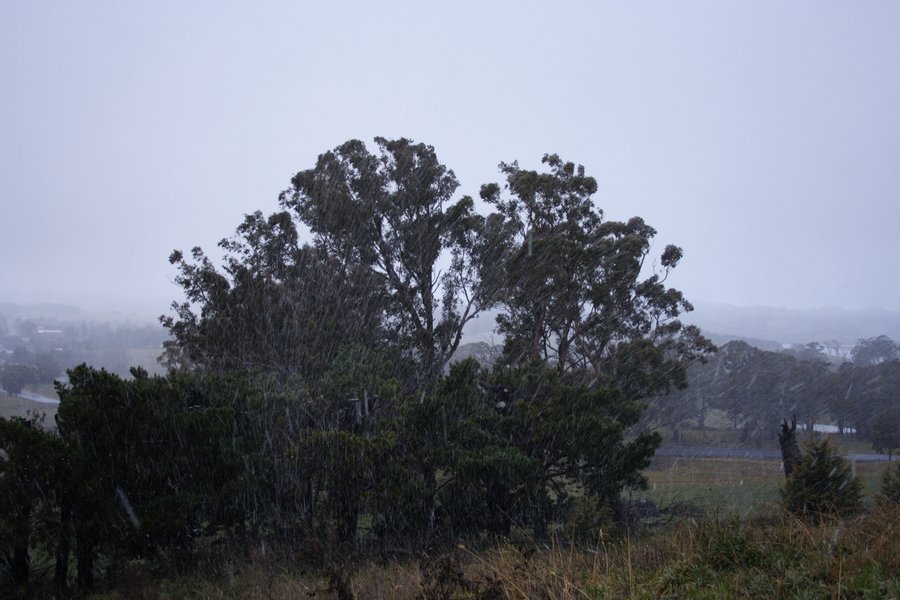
[880,462,900,504]
[565,494,613,541]
[782,438,863,521]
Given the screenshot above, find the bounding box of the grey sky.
[1,1,899,320]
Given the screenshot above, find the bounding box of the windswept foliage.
[162,212,386,381]
[481,154,714,397]
[0,414,55,593]
[280,137,498,389]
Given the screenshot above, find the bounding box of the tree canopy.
[280,137,497,389]
[481,154,714,398]
[157,136,709,528]
[1,137,714,593]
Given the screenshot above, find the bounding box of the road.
[16,390,60,405]
[657,446,897,463]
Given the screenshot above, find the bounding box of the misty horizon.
[3,2,900,319]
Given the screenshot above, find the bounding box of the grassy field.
[640,457,785,518]
[639,455,896,518]
[0,392,57,423]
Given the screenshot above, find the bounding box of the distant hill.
[455,303,899,355]
[0,301,83,319]
[449,341,501,369]
[701,331,784,352]
[684,303,900,346]
[0,300,161,325]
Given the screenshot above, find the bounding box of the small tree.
[0,364,37,395]
[851,335,898,366]
[870,409,900,459]
[782,438,863,521]
[880,463,900,502]
[880,461,900,504]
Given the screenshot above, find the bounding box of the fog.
[2,1,899,319]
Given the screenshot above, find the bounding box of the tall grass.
[85,501,899,599]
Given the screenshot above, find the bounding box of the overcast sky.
[2,1,899,320]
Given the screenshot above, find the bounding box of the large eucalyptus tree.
[280,137,497,389]
[481,153,714,400]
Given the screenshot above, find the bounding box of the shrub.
[565,494,613,541]
[782,438,863,521]
[880,461,900,504]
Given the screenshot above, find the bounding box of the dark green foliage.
[0,413,55,594]
[281,137,495,390]
[668,505,900,598]
[850,359,900,449]
[51,365,332,585]
[427,361,660,538]
[56,366,216,586]
[782,438,863,521]
[0,350,61,393]
[163,219,386,382]
[870,409,900,456]
[48,361,407,564]
[368,441,429,546]
[481,154,713,395]
[698,519,770,572]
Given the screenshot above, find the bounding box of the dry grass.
[86,502,899,599]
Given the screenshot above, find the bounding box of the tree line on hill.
[0,317,166,395]
[0,138,714,596]
[647,335,900,454]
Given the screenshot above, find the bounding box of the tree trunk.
[54,499,72,596]
[9,506,31,592]
[529,306,546,362]
[11,542,30,591]
[532,507,547,540]
[423,463,437,547]
[75,526,95,594]
[337,510,359,546]
[303,480,315,531]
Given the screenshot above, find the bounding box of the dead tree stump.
[779,416,803,478]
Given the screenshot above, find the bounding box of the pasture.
[640,454,897,518]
